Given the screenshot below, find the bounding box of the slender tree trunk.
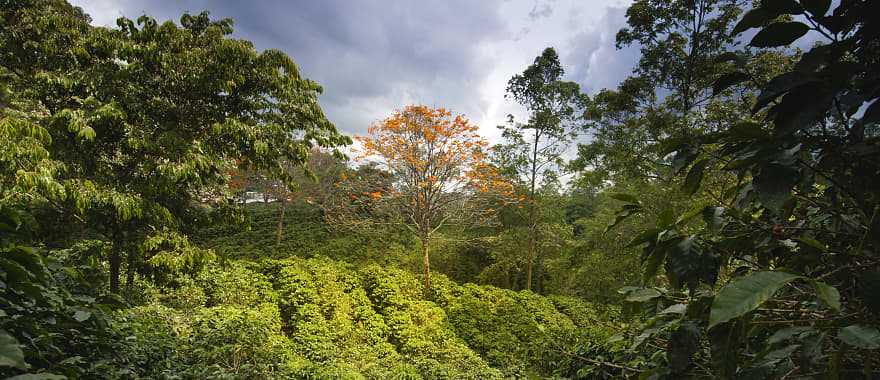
[276,197,286,246]
[526,128,540,291]
[109,227,121,293]
[109,246,121,293]
[536,259,543,294]
[422,236,431,289]
[125,249,136,297]
[526,228,535,291]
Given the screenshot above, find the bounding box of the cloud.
[528,1,554,21]
[69,0,637,144]
[564,6,640,94]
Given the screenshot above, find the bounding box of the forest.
[1,0,878,378]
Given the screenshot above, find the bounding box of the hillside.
[120,257,621,379]
[116,204,625,379]
[4,1,878,378]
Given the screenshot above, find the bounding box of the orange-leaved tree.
[356,105,511,288]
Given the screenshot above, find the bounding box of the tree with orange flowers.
[356,105,509,288]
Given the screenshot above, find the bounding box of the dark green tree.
[0,1,349,293]
[602,0,880,377]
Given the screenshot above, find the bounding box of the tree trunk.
[525,127,540,291]
[109,246,121,293]
[422,237,431,289]
[536,259,543,294]
[526,228,535,291]
[276,198,286,246]
[125,249,136,297]
[109,227,121,293]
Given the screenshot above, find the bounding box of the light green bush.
[197,261,278,307]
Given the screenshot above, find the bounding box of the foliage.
[1,0,349,294]
[597,0,880,378]
[355,105,507,288]
[0,206,121,379]
[497,47,587,291]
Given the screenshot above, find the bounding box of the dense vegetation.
[2,0,878,379]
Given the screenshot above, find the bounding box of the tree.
[601,0,880,377]
[500,47,586,291]
[0,2,349,293]
[572,0,792,184]
[356,105,504,288]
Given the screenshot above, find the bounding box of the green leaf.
[659,303,687,315]
[749,22,810,48]
[812,281,841,312]
[626,288,662,302]
[643,243,668,283]
[733,8,774,35]
[709,271,801,328]
[754,163,799,211]
[683,159,708,195]
[709,321,742,379]
[797,236,827,252]
[838,325,880,349]
[76,126,95,141]
[670,147,698,176]
[657,208,676,229]
[668,321,701,373]
[702,206,726,233]
[7,374,67,380]
[604,204,642,233]
[713,72,750,96]
[73,310,92,322]
[676,203,709,226]
[0,330,27,370]
[627,228,660,248]
[768,326,811,345]
[800,0,831,16]
[608,193,640,204]
[753,72,810,113]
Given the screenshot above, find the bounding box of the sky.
[69,0,639,143]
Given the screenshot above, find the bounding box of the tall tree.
[573,0,768,184]
[599,0,880,377]
[356,105,503,288]
[0,2,349,293]
[500,47,586,290]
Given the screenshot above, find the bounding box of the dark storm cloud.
[88,0,509,135]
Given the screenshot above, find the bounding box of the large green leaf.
[709,271,801,328]
[713,72,750,96]
[0,330,27,370]
[753,163,799,211]
[838,325,880,349]
[767,326,811,345]
[749,22,810,48]
[668,321,701,374]
[732,8,774,35]
[604,204,642,233]
[812,281,841,312]
[7,374,67,380]
[625,288,662,302]
[608,193,640,204]
[702,206,726,233]
[683,159,708,195]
